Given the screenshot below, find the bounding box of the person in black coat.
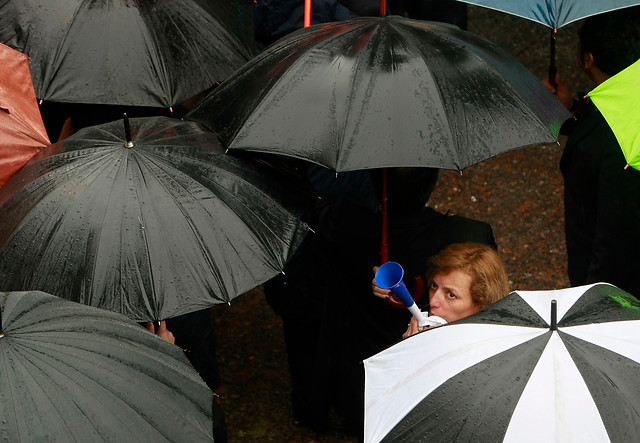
[545,7,640,298]
[265,167,499,434]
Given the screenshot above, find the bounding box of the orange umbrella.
[0,43,50,187]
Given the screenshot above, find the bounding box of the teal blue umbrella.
[453,0,640,84]
[455,0,640,28]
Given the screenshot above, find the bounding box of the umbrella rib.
[10,337,173,440]
[1,342,85,439]
[329,22,379,170]
[38,0,90,100]
[439,27,553,165]
[145,149,300,290]
[125,152,159,320]
[139,10,173,107]
[403,24,461,170]
[13,150,110,297]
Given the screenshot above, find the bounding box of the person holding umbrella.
[289,167,499,436]
[543,7,640,299]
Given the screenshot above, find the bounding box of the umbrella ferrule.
[550,299,558,330]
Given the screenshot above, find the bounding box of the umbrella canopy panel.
[0,42,50,187]
[0,117,311,321]
[364,283,640,442]
[0,0,252,107]
[187,16,570,172]
[0,290,214,442]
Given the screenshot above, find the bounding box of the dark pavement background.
[209,5,594,442]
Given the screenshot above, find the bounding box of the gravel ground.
[210,6,594,442]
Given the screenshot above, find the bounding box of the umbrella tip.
[123,113,134,148]
[550,299,557,330]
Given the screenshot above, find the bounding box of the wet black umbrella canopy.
[187,15,571,172]
[0,116,312,322]
[0,0,252,107]
[0,290,215,441]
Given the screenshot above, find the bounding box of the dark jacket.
[560,100,640,298]
[270,197,496,434]
[308,198,496,360]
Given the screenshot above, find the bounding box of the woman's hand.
[402,315,426,338]
[144,320,176,344]
[542,72,573,110]
[372,266,393,300]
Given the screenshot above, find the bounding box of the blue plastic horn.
[375,262,430,328]
[375,262,414,307]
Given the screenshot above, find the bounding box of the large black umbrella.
[0,0,252,108]
[0,290,215,441]
[0,116,311,322]
[186,15,571,172]
[363,283,640,442]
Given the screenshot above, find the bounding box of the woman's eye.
[447,292,456,299]
[430,282,438,289]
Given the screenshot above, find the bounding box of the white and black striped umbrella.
[364,283,640,442]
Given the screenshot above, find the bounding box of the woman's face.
[428,269,480,322]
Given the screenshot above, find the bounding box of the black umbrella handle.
[548,28,557,91]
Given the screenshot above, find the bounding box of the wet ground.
[210,5,594,442]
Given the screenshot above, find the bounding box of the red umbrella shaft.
[380,0,386,16]
[380,168,389,264]
[304,0,311,27]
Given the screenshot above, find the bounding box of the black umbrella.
[0,290,215,441]
[0,116,311,322]
[0,0,252,108]
[364,283,640,442]
[187,15,571,172]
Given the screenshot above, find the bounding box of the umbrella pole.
[304,0,311,27]
[380,168,389,264]
[548,28,557,90]
[123,113,134,148]
[550,299,557,330]
[380,169,424,308]
[380,0,386,16]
